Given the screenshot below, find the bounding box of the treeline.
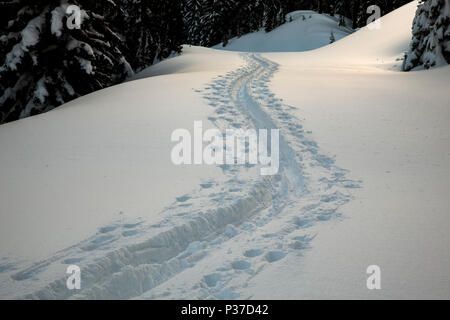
[183,0,412,47]
[183,0,287,47]
[0,0,185,124]
[0,0,411,124]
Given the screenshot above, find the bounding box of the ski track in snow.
[0,54,360,300]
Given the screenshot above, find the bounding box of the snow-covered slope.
[260,1,450,299]
[269,1,420,69]
[213,10,353,52]
[0,1,449,300]
[0,48,249,298]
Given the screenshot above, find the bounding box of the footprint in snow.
[176,195,191,203]
[231,260,251,270]
[203,273,222,288]
[264,251,286,263]
[200,182,214,189]
[243,249,264,258]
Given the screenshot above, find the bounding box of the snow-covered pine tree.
[403,0,450,71]
[263,0,285,32]
[0,0,132,123]
[0,0,186,123]
[119,0,147,69]
[327,0,338,16]
[183,0,352,48]
[232,0,260,37]
[147,0,184,62]
[183,0,205,45]
[351,0,364,29]
[199,0,234,46]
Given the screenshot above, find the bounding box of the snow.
[51,6,66,37]
[67,39,94,57]
[77,57,93,74]
[1,1,450,299]
[247,64,450,299]
[0,47,252,298]
[4,13,46,71]
[213,10,354,52]
[272,2,418,69]
[253,1,450,299]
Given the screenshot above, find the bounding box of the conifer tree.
[0,0,185,123]
[183,0,205,45]
[403,0,450,71]
[263,0,285,32]
[0,0,131,123]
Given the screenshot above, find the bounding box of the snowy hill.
[261,1,450,299]
[271,1,421,69]
[213,10,354,52]
[0,1,449,300]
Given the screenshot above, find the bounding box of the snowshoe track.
[2,54,359,300]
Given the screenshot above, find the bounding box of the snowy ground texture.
[0,1,449,299]
[213,10,354,52]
